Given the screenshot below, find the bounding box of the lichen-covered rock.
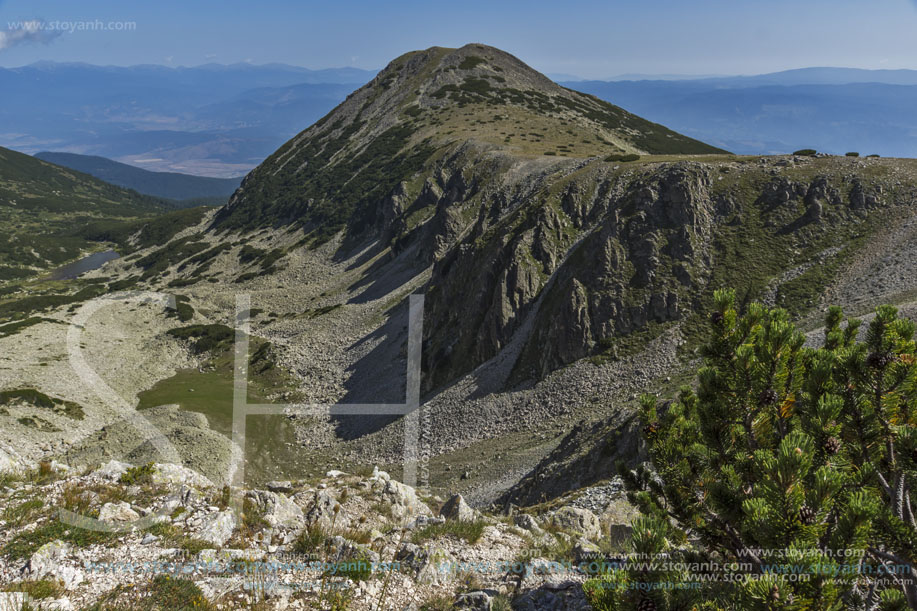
[196,510,235,547]
[548,507,601,541]
[302,489,338,529]
[454,589,495,610]
[28,540,84,589]
[151,462,214,489]
[373,475,432,521]
[440,493,476,522]
[266,480,293,493]
[514,513,545,535]
[91,459,132,481]
[99,501,140,523]
[572,539,602,565]
[247,490,303,529]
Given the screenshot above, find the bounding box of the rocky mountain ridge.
[212,43,724,239]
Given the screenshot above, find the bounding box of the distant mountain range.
[1,63,916,178]
[0,62,374,176]
[563,68,917,156]
[598,67,917,85]
[35,152,242,203]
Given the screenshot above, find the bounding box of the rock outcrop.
[0,461,625,610]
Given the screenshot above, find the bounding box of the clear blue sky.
[1,0,916,77]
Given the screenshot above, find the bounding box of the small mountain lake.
[47,249,120,280]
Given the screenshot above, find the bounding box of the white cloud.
[0,20,62,52]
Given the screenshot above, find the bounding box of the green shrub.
[845,151,860,157]
[0,388,84,420]
[178,537,213,555]
[458,55,487,70]
[420,595,455,611]
[3,579,65,600]
[147,575,213,609]
[167,277,200,288]
[2,520,118,560]
[242,496,269,533]
[166,294,194,322]
[614,290,917,609]
[1,499,45,527]
[176,242,231,273]
[604,153,640,163]
[89,575,215,611]
[0,284,106,320]
[17,415,60,431]
[166,324,234,354]
[119,462,156,485]
[793,148,817,156]
[107,277,139,291]
[341,527,372,544]
[0,317,45,338]
[411,519,486,545]
[77,207,210,253]
[213,122,433,244]
[234,272,259,283]
[134,237,206,276]
[293,523,327,554]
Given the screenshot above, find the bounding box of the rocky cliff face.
[202,43,914,397]
[413,154,910,393]
[499,414,647,507]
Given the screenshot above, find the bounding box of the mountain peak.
[341,42,722,158]
[382,43,558,92]
[213,44,726,237]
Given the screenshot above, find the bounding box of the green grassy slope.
[35,152,242,203]
[0,146,176,283]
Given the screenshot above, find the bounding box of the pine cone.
[643,421,661,438]
[824,436,841,455]
[758,388,779,406]
[867,351,894,369]
[770,585,781,601]
[798,505,816,525]
[637,599,657,611]
[710,311,725,326]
